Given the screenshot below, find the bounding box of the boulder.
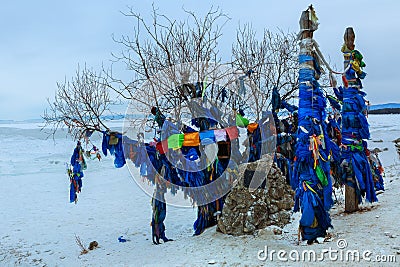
[217,155,294,235]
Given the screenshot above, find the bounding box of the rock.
[217,155,294,236]
[257,229,273,238]
[390,234,397,238]
[316,237,325,244]
[88,241,98,250]
[276,211,291,228]
[208,260,216,264]
[272,227,283,235]
[370,148,382,154]
[392,245,400,250]
[384,231,391,236]
[258,226,283,236]
[269,204,279,214]
[393,138,400,143]
[244,220,256,233]
[372,139,383,143]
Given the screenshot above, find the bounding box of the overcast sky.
[1,0,398,120]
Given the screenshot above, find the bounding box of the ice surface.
[0,115,399,266]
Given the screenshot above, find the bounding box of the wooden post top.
[344,27,355,51]
[342,27,355,69]
[299,5,319,40]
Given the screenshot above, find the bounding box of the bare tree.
[107,6,232,124]
[44,6,303,139]
[43,66,113,140]
[232,25,299,119]
[44,7,233,139]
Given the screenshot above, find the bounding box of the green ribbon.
[167,134,184,149]
[236,114,249,127]
[315,164,328,187]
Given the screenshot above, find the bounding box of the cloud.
[1,0,398,119]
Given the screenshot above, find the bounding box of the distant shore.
[369,108,400,114]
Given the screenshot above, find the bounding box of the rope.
[312,39,345,75]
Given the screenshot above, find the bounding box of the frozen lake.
[0,114,399,266]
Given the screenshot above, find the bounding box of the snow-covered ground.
[1,115,400,266]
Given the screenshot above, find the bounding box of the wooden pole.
[295,5,333,241]
[345,183,358,212]
[342,27,359,212]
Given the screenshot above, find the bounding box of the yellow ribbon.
[304,182,317,194]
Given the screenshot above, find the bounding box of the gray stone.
[217,155,294,235]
